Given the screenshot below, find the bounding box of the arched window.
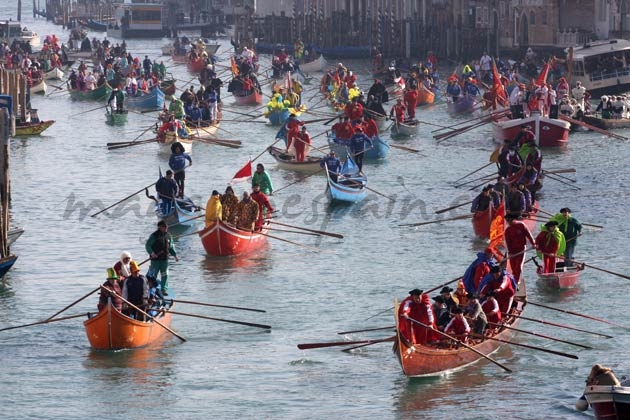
[530,11,536,25]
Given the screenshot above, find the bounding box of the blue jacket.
[320,156,341,173]
[349,133,373,154]
[169,152,192,171]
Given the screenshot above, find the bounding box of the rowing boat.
[325,155,367,203]
[155,196,201,227]
[536,263,584,289]
[390,119,418,137]
[126,86,165,110]
[43,67,64,80]
[83,299,174,350]
[447,95,477,115]
[105,108,128,125]
[327,133,389,160]
[14,120,55,136]
[69,83,111,101]
[417,84,436,106]
[472,202,539,239]
[30,79,47,95]
[583,381,630,420]
[393,278,526,377]
[199,219,268,257]
[233,89,263,106]
[492,111,571,147]
[157,132,193,156]
[268,145,322,172]
[298,54,327,74]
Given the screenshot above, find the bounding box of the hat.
[432,295,445,303]
[440,286,453,294]
[452,307,464,314]
[157,220,167,227]
[545,221,558,228]
[212,190,220,196]
[106,267,119,280]
[490,265,501,273]
[456,281,465,290]
[130,260,140,273]
[560,207,571,213]
[505,213,518,221]
[408,288,423,296]
[484,247,494,255]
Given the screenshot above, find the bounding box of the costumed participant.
[403,87,418,119]
[205,190,222,227]
[535,221,565,274]
[320,151,341,182]
[504,213,536,282]
[294,126,311,162]
[98,268,123,312]
[477,265,516,314]
[444,307,471,342]
[389,99,406,123]
[113,251,134,282]
[462,248,498,294]
[252,163,273,196]
[549,208,582,267]
[168,143,192,197]
[398,289,437,345]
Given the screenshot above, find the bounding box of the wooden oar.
[46,287,99,320]
[192,137,242,149]
[389,143,421,153]
[543,173,581,190]
[270,220,343,239]
[559,115,628,140]
[577,261,630,281]
[527,300,627,328]
[487,321,592,349]
[171,299,266,313]
[0,313,88,332]
[434,200,474,215]
[341,336,396,352]
[432,109,510,135]
[452,161,496,184]
[104,286,186,342]
[503,312,613,338]
[298,337,394,350]
[274,168,325,194]
[425,275,463,294]
[338,325,395,335]
[91,182,157,217]
[536,208,604,229]
[107,138,158,150]
[542,168,577,175]
[268,227,321,236]
[407,317,512,373]
[399,213,473,227]
[169,310,271,329]
[256,230,323,252]
[75,104,108,116]
[454,172,497,188]
[470,333,578,359]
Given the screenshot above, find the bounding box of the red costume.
[337,120,354,140]
[294,129,311,162]
[391,102,406,123]
[403,89,419,119]
[345,101,364,121]
[398,293,437,344]
[363,118,379,138]
[343,72,357,88]
[250,190,274,230]
[482,297,502,324]
[285,118,303,152]
[479,272,515,314]
[444,314,471,338]
[535,229,560,273]
[473,262,492,291]
[505,220,535,282]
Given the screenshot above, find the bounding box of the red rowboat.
[83,300,173,350]
[393,278,527,377]
[472,202,539,239]
[492,112,570,147]
[536,264,584,289]
[199,219,268,256]
[233,89,263,105]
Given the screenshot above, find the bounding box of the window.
[542,10,547,25]
[529,11,536,25]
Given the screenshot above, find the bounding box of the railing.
[555,29,590,47]
[588,67,630,82]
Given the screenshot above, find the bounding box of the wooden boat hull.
[233,90,263,106]
[417,85,436,105]
[69,84,111,101]
[394,279,526,377]
[492,113,571,147]
[536,265,583,289]
[127,87,165,110]
[299,55,326,73]
[327,134,389,160]
[155,197,201,227]
[83,301,173,350]
[14,120,55,136]
[584,384,630,420]
[160,80,176,97]
[326,171,367,203]
[8,227,24,247]
[30,80,47,95]
[582,115,630,130]
[43,67,64,80]
[268,146,322,172]
[447,95,477,114]
[106,110,128,125]
[0,255,18,278]
[199,219,268,257]
[390,120,418,137]
[158,133,193,156]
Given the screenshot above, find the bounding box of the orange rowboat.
[199,219,268,257]
[83,300,173,350]
[417,84,435,105]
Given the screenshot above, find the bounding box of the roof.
[569,39,630,60]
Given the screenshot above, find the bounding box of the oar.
[389,143,421,153]
[341,336,396,352]
[543,173,581,190]
[169,310,271,329]
[434,200,474,215]
[559,115,628,140]
[365,307,394,321]
[256,230,323,252]
[503,312,613,338]
[171,299,266,313]
[268,227,321,236]
[193,137,242,149]
[298,337,393,350]
[46,287,99,320]
[536,208,603,229]
[425,275,463,294]
[454,172,497,188]
[274,168,325,194]
[338,325,395,335]
[407,317,512,373]
[542,168,577,175]
[107,138,158,150]
[527,300,627,328]
[452,161,496,184]
[470,333,578,359]
[0,313,88,332]
[75,104,108,116]
[399,213,473,227]
[91,182,157,217]
[576,261,630,281]
[103,286,186,342]
[270,220,343,239]
[487,322,592,349]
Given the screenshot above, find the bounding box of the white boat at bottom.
[157,133,193,156]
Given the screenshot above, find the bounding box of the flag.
[488,201,505,252]
[491,60,508,108]
[230,159,252,184]
[536,61,550,86]
[230,56,239,76]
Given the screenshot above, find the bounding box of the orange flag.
[536,61,550,86]
[488,201,505,252]
[230,56,240,76]
[491,60,507,107]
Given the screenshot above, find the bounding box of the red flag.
[230,160,252,184]
[491,60,508,107]
[488,201,505,252]
[536,61,550,86]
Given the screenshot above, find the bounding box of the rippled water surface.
[1,8,628,420]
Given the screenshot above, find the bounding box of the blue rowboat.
[155,196,201,227]
[127,86,165,110]
[87,19,107,31]
[0,255,18,278]
[327,133,389,160]
[446,95,478,115]
[325,155,367,203]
